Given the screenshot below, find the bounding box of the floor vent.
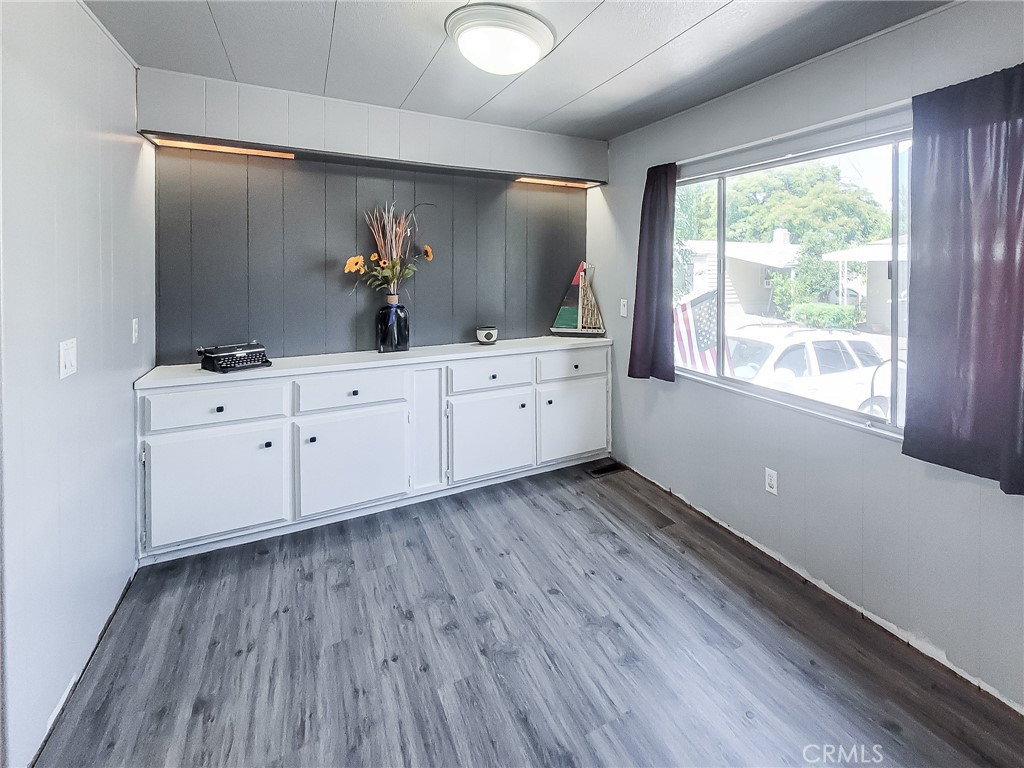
[584,458,627,478]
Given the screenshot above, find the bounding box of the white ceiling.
[87,0,945,140]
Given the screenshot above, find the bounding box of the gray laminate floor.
[38,467,1023,768]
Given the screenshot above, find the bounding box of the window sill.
[673,366,905,444]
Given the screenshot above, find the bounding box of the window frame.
[673,130,912,437]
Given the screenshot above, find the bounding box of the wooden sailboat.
[550,261,606,337]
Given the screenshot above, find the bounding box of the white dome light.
[445,4,555,76]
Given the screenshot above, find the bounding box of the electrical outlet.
[132,318,139,345]
[59,338,78,380]
[765,467,778,495]
[619,298,628,318]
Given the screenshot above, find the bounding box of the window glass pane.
[775,344,809,377]
[722,144,895,418]
[813,340,857,374]
[728,337,772,380]
[848,340,884,367]
[673,180,719,375]
[894,139,911,427]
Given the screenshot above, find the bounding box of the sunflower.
[370,252,379,261]
[344,255,366,275]
[423,244,434,262]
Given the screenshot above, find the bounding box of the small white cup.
[476,326,498,345]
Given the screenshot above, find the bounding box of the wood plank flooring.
[38,467,1023,767]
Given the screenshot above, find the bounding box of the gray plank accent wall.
[155,148,589,363]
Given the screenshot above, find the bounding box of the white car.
[726,325,902,417]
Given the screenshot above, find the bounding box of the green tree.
[726,163,888,247]
[726,162,887,314]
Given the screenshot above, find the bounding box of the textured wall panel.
[155,151,587,363]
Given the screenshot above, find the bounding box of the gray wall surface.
[589,1,1024,712]
[1,3,156,765]
[156,149,588,364]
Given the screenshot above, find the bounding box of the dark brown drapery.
[902,62,1024,494]
[628,163,678,382]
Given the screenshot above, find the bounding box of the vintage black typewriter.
[196,341,273,373]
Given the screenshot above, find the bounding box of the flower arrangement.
[344,202,433,296]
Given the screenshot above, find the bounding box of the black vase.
[376,295,410,353]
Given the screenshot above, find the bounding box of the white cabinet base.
[135,337,611,562]
[138,451,608,566]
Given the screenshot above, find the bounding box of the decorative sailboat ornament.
[550,261,606,337]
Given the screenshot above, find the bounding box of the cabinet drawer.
[295,369,407,413]
[144,384,288,433]
[537,347,607,382]
[449,355,533,394]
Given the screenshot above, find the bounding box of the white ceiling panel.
[529,0,820,136]
[209,1,335,94]
[468,0,729,128]
[87,1,233,80]
[400,0,601,118]
[529,0,945,138]
[325,1,458,106]
[399,38,518,117]
[87,0,947,140]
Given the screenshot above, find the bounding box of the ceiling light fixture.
[515,177,599,189]
[144,135,295,159]
[445,4,555,76]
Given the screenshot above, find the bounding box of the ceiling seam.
[398,39,449,111]
[397,0,473,110]
[322,1,339,96]
[207,1,237,81]
[522,0,736,133]
[464,0,607,122]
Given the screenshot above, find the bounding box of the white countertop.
[135,335,612,390]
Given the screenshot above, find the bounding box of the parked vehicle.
[726,325,904,417]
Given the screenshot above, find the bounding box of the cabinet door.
[146,424,289,548]
[449,390,535,483]
[296,404,408,517]
[537,378,608,464]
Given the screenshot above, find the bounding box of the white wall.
[589,1,1024,710]
[0,3,156,765]
[136,68,610,183]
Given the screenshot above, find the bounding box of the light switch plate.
[619,299,628,318]
[59,338,78,379]
[765,467,778,495]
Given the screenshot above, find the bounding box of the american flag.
[674,289,731,375]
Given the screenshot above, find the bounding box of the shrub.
[790,302,859,329]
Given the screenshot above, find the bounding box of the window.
[672,137,910,429]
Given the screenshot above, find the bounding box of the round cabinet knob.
[215,405,225,413]
[490,373,498,380]
[547,399,553,405]
[519,403,527,409]
[351,389,359,396]
[573,364,579,370]
[309,436,317,444]
[263,441,273,449]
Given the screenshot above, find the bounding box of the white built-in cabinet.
[135,337,611,561]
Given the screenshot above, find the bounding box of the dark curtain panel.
[902,62,1024,494]
[628,163,678,381]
